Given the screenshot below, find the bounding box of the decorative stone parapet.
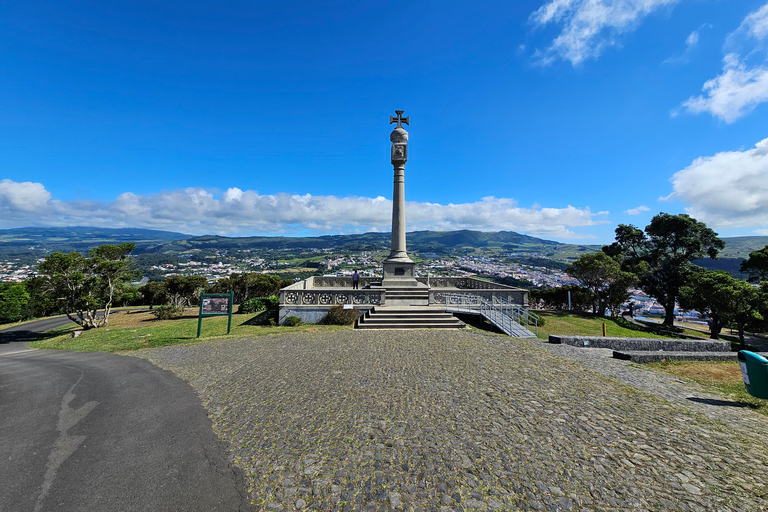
[429,289,527,307]
[548,336,730,352]
[280,287,384,307]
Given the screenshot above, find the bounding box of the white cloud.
[529,0,680,66]
[663,25,710,64]
[0,179,51,212]
[625,205,650,215]
[666,137,768,228]
[679,3,768,122]
[0,181,608,240]
[680,53,768,122]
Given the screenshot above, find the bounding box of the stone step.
[359,317,461,325]
[356,322,465,330]
[355,306,465,330]
[367,311,450,318]
[612,351,739,364]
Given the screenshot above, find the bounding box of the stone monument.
[381,110,421,288]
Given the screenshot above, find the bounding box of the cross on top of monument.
[389,110,409,128]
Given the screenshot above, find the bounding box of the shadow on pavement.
[0,330,65,344]
[687,397,746,408]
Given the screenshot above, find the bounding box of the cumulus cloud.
[0,180,608,240]
[679,3,768,122]
[625,205,650,215]
[529,0,680,66]
[665,137,768,228]
[0,179,51,212]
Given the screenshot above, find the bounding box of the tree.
[679,271,736,339]
[566,252,637,317]
[741,245,768,283]
[36,243,136,329]
[164,276,207,309]
[604,213,724,327]
[139,281,168,308]
[0,283,31,323]
[207,273,289,303]
[679,270,762,343]
[530,285,594,311]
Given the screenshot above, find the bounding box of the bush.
[150,305,184,320]
[238,295,280,314]
[284,316,302,327]
[324,305,362,325]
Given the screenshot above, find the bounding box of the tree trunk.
[738,324,746,347]
[709,323,722,340]
[663,301,675,327]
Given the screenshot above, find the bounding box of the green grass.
[647,360,768,416]
[28,310,344,353]
[534,310,675,339]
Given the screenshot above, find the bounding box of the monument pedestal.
[381,259,419,288]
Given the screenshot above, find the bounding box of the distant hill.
[1,227,766,269]
[0,227,191,258]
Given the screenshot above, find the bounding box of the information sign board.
[197,292,233,337]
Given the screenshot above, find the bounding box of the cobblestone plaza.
[136,330,768,511]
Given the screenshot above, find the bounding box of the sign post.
[197,292,234,338]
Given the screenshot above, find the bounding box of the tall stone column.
[382,110,418,287]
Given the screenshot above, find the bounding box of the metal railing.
[443,293,539,337]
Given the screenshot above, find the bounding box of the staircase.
[383,287,429,306]
[443,293,538,338]
[356,306,465,330]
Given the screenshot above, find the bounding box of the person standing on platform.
[352,271,360,289]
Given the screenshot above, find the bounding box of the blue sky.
[2,0,768,243]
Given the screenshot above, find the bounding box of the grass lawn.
[28,309,343,353]
[534,310,673,340]
[647,360,768,416]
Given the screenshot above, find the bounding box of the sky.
[2,0,768,244]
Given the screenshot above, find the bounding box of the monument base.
[381,260,419,288]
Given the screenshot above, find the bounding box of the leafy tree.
[36,243,136,329]
[24,276,61,318]
[0,283,31,323]
[741,245,768,283]
[679,270,763,343]
[566,252,637,316]
[530,285,594,311]
[164,276,207,308]
[207,273,289,303]
[139,281,168,308]
[604,213,724,326]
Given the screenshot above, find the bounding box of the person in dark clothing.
[352,271,360,289]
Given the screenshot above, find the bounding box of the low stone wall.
[613,351,737,363]
[278,304,374,325]
[278,284,383,325]
[548,335,731,352]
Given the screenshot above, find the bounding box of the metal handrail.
[443,293,539,337]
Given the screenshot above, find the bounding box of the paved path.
[0,333,251,511]
[135,329,768,512]
[0,316,78,350]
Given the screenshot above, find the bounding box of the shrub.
[284,316,302,327]
[324,305,361,325]
[238,295,280,315]
[150,305,184,320]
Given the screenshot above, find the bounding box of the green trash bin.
[738,351,768,399]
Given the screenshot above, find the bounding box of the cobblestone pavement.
[134,329,768,511]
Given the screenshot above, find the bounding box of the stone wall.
[548,335,730,352]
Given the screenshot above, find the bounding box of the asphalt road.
[0,320,252,511]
